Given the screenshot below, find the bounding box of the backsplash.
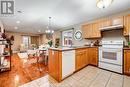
[101,30,128,46]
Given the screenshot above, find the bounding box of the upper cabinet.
[99,16,124,30]
[92,22,101,38]
[99,18,111,29]
[82,24,92,38]
[82,15,125,39]
[82,21,101,39]
[124,14,130,36]
[111,16,124,26]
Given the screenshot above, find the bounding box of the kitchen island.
[48,46,98,82]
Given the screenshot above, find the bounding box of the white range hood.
[100,24,124,31]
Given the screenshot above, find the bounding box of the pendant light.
[96,0,113,9]
[45,17,54,34]
[45,17,54,39]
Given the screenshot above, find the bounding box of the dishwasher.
[62,50,75,79]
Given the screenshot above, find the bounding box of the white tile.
[78,67,102,86]
[106,73,123,87]
[21,81,39,87]
[89,70,111,87]
[123,75,130,87]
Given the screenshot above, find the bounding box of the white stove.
[99,40,123,73]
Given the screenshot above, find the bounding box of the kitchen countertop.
[123,47,130,50]
[49,46,99,51]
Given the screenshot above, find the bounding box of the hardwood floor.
[0,53,48,87]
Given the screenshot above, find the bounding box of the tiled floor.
[19,66,130,87]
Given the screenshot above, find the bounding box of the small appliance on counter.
[93,40,100,46]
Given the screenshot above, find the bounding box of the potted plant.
[48,40,53,47]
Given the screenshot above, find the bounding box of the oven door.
[99,47,122,65]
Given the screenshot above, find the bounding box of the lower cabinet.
[124,50,130,75]
[75,49,87,71]
[88,48,98,66]
[75,47,98,71]
[48,50,62,82]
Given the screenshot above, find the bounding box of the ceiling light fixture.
[16,21,20,24]
[45,17,54,34]
[45,17,54,39]
[96,0,113,9]
[14,27,18,30]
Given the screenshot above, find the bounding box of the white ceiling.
[0,0,130,34]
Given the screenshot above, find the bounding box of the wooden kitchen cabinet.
[88,47,98,66]
[124,50,130,75]
[48,50,62,82]
[99,18,111,29]
[124,14,130,36]
[111,16,124,26]
[75,49,88,71]
[82,22,101,39]
[82,24,92,38]
[75,47,98,71]
[92,22,101,38]
[85,48,89,65]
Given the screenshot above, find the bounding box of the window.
[22,36,30,48]
[62,29,73,46]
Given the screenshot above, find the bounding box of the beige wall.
[6,31,40,51]
[5,31,61,51]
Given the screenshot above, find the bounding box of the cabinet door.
[88,48,98,66]
[124,15,130,36]
[82,50,87,67]
[99,18,111,29]
[75,49,86,71]
[111,16,124,26]
[124,50,130,75]
[76,51,83,70]
[92,22,101,38]
[48,50,62,81]
[82,24,92,38]
[85,49,89,65]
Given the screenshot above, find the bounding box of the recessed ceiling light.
[14,27,18,30]
[16,21,20,24]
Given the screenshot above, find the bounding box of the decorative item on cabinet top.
[74,30,83,41]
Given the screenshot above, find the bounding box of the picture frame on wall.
[74,30,83,41]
